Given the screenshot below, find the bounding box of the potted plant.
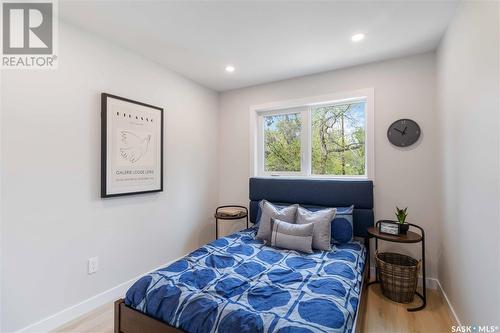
[395,206,409,234]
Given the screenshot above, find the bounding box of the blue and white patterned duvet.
[125,227,366,333]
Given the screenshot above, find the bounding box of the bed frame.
[115,177,374,333]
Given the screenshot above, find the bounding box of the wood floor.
[53,286,454,333]
[361,286,455,333]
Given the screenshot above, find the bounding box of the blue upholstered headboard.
[249,177,374,237]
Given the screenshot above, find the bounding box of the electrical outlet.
[88,256,98,274]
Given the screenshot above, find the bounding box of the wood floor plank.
[52,303,114,333]
[51,287,454,333]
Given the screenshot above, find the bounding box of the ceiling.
[60,1,458,91]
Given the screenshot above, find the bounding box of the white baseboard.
[434,279,462,326]
[17,258,181,333]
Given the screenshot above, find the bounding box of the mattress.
[125,227,366,333]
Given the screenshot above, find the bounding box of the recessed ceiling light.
[225,65,235,73]
[351,33,365,42]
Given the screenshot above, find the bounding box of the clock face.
[387,119,421,147]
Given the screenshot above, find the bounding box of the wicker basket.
[375,252,420,303]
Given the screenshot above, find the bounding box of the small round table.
[367,221,426,311]
[214,205,248,239]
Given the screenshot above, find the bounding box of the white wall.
[218,53,441,278]
[437,1,500,325]
[1,22,219,332]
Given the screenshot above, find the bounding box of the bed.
[115,177,374,333]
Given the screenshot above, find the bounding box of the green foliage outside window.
[311,102,365,175]
[264,113,301,172]
[263,102,366,176]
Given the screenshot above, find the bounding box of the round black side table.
[367,221,426,311]
[214,205,248,239]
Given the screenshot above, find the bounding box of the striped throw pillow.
[270,218,314,253]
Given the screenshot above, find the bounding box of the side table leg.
[366,237,370,282]
[216,218,219,239]
[375,238,378,282]
[367,236,380,286]
[408,235,426,311]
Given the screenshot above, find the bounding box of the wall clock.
[387,119,421,147]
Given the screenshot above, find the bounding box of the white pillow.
[296,206,336,251]
[256,200,298,242]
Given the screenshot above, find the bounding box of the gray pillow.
[296,206,337,251]
[270,218,314,253]
[256,200,298,242]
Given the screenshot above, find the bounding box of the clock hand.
[394,128,404,134]
[402,126,408,135]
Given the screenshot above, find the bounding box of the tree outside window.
[264,113,301,172]
[261,101,366,176]
[311,102,365,175]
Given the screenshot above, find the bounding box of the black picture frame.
[378,220,400,235]
[101,93,164,198]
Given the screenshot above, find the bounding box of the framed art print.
[101,93,163,197]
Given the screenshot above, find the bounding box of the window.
[311,102,366,176]
[263,112,302,173]
[252,90,374,179]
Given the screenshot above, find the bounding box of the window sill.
[257,174,371,181]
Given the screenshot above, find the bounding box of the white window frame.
[249,88,374,180]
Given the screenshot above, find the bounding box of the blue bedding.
[125,227,366,333]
